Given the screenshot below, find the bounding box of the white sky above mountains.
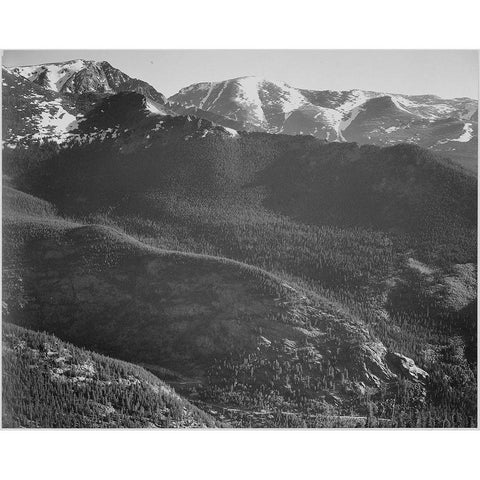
[3,50,478,100]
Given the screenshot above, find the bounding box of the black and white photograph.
[2,1,480,477]
[1,48,477,430]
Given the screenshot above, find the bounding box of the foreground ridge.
[2,323,220,428]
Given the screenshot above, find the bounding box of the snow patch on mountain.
[13,60,92,93]
[222,127,239,137]
[338,104,365,140]
[208,81,229,110]
[384,126,400,133]
[233,77,267,125]
[390,96,415,115]
[452,123,473,142]
[145,99,169,116]
[262,79,307,113]
[316,108,343,139]
[33,100,78,140]
[391,95,469,120]
[436,122,474,145]
[198,82,218,109]
[336,90,372,114]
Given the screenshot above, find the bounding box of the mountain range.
[1,57,478,428]
[3,60,478,170]
[170,76,478,171]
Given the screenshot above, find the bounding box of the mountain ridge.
[170,75,478,169]
[6,59,171,113]
[4,60,477,170]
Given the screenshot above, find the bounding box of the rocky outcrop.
[386,352,429,383]
[360,342,397,387]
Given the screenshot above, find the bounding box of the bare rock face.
[360,342,397,387]
[386,352,429,383]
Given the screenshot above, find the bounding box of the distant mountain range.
[171,76,478,170]
[3,60,478,170]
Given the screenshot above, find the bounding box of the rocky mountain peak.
[9,59,170,107]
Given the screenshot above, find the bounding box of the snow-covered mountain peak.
[2,66,79,147]
[170,76,477,151]
[10,59,97,93]
[7,59,170,109]
[171,75,312,129]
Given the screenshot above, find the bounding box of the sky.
[2,50,478,99]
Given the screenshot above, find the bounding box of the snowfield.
[222,127,239,137]
[33,100,78,140]
[12,60,94,93]
[454,123,474,142]
[436,122,474,145]
[232,77,268,126]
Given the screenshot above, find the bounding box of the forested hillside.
[2,323,219,428]
[2,110,476,426]
[2,184,413,427]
